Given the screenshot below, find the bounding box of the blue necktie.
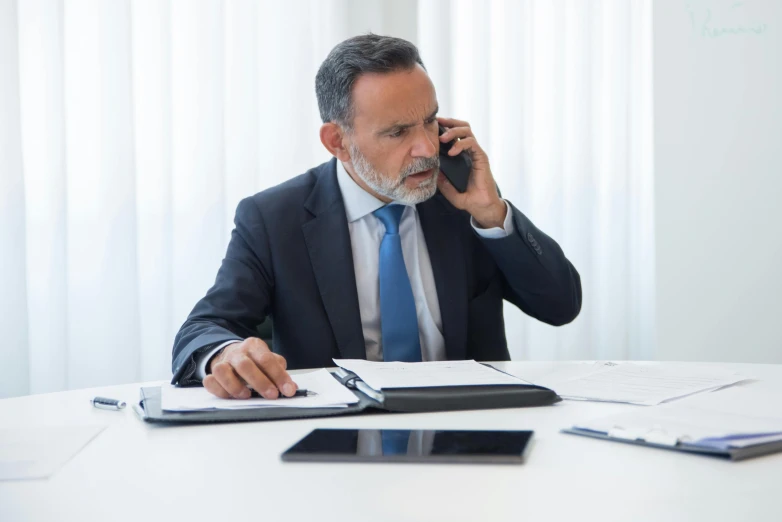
[373,205,422,362]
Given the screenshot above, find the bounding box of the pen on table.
[91,396,127,410]
[249,388,315,399]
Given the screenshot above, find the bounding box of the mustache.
[400,156,440,179]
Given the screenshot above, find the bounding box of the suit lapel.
[302,159,366,360]
[417,195,468,361]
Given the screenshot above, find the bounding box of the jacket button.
[526,232,535,243]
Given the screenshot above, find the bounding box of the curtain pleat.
[0,0,30,398]
[419,0,655,362]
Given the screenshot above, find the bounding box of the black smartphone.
[281,428,533,464]
[438,124,472,193]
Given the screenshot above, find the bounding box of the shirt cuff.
[194,340,242,380]
[470,199,515,238]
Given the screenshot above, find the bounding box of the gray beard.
[348,143,440,205]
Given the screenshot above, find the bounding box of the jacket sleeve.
[170,197,274,385]
[476,201,582,326]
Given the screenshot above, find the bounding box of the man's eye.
[390,129,405,138]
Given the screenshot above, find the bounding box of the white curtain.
[418,0,656,363]
[0,0,654,398]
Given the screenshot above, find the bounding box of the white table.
[1,362,780,522]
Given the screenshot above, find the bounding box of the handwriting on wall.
[685,0,770,38]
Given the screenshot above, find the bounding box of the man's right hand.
[203,338,297,400]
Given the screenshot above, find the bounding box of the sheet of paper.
[161,368,359,411]
[519,361,616,386]
[0,425,106,481]
[333,359,527,391]
[695,433,782,450]
[531,362,748,405]
[572,386,782,448]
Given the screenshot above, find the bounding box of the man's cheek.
[381,164,403,184]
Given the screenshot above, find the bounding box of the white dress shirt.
[195,160,514,379]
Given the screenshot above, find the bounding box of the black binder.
[137,366,561,425]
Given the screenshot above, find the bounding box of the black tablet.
[281,428,533,464]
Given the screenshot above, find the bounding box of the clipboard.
[136,366,561,425]
[562,427,782,461]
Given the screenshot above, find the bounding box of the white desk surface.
[1,361,780,522]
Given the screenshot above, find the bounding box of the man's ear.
[319,123,351,162]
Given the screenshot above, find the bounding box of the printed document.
[530,362,748,405]
[161,368,358,411]
[571,386,782,448]
[333,359,528,391]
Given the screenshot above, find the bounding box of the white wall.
[654,0,782,363]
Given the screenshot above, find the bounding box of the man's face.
[345,65,441,204]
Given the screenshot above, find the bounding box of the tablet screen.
[281,429,533,464]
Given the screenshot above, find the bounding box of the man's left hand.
[436,116,506,229]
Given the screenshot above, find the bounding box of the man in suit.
[171,34,582,400]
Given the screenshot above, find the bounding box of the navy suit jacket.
[171,158,581,384]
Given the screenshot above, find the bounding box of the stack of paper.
[528,362,749,405]
[161,369,359,412]
[568,386,782,451]
[333,359,529,391]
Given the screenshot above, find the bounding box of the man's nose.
[409,126,437,158]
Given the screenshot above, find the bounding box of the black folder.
[137,366,561,425]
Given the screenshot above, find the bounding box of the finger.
[448,137,478,156]
[203,375,231,399]
[437,116,470,129]
[248,345,297,397]
[212,361,251,399]
[274,353,287,370]
[439,125,473,142]
[233,354,278,399]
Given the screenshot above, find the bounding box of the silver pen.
[90,396,127,411]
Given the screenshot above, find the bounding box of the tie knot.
[373,205,405,235]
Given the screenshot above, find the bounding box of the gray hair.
[315,34,426,130]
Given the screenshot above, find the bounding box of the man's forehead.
[351,67,437,126]
[369,101,439,130]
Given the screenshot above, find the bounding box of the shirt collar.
[336,159,413,222]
